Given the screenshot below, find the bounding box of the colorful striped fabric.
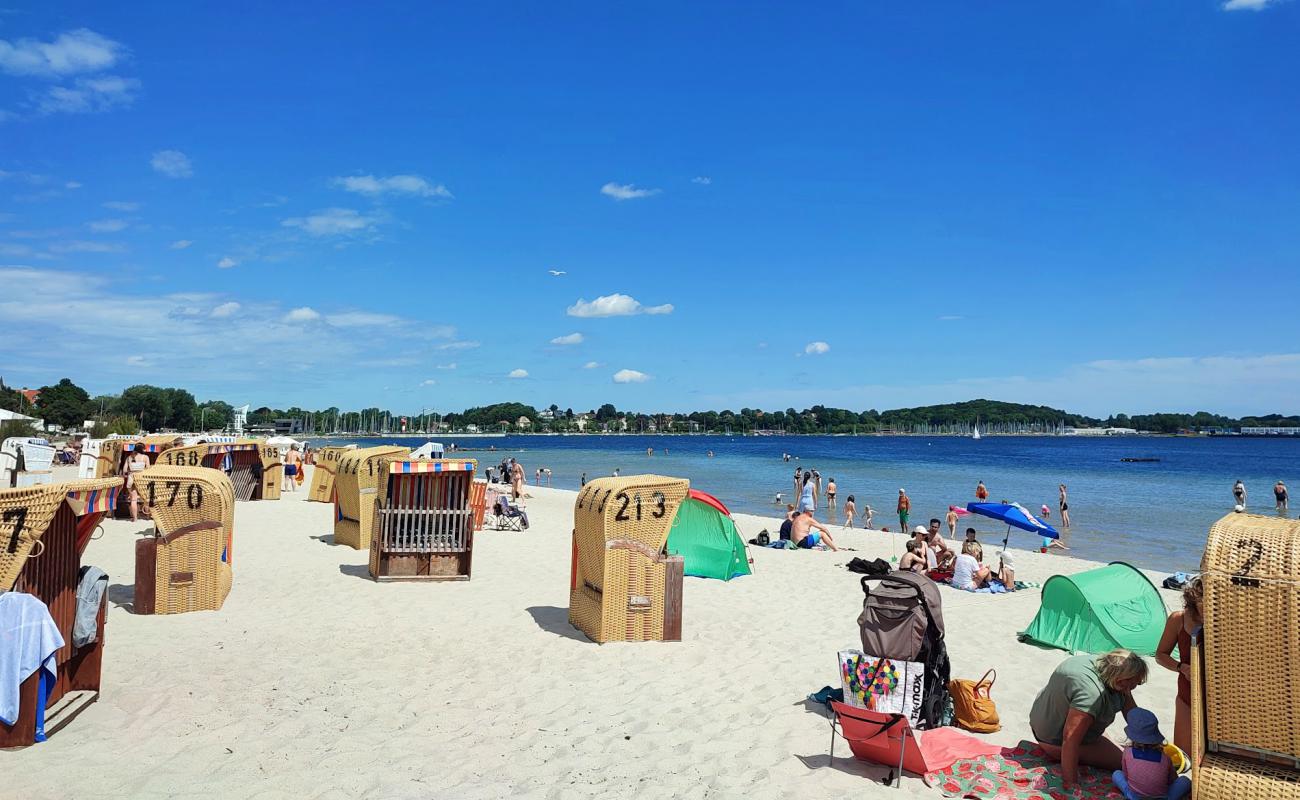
[124,443,165,452]
[65,487,119,515]
[390,460,475,474]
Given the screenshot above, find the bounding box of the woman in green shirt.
[1029,649,1148,788]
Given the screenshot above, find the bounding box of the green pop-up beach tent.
[665,490,751,581]
[1018,562,1166,656]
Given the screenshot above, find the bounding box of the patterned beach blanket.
[925,741,1121,799]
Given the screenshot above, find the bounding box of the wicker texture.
[333,446,408,549]
[307,446,354,503]
[568,474,689,643]
[367,458,477,581]
[0,483,69,590]
[1200,513,1300,762]
[88,438,126,479]
[1191,632,1300,799]
[135,465,235,614]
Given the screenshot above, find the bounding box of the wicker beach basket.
[333,446,408,549]
[87,438,126,479]
[308,446,354,504]
[0,483,73,591]
[367,458,477,581]
[1,477,122,746]
[568,474,689,643]
[133,465,235,615]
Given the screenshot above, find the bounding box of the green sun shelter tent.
[665,490,752,581]
[1018,562,1166,656]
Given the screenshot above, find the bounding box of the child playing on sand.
[899,539,927,573]
[997,549,1016,591]
[1112,708,1191,800]
[843,495,856,527]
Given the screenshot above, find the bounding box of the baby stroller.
[857,571,951,729]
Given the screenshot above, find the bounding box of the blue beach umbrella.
[966,501,1060,553]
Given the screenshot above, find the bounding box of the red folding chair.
[828,701,932,788]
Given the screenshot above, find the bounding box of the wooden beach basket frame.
[1187,512,1300,799]
[158,440,281,502]
[367,458,478,581]
[332,446,409,550]
[568,474,688,643]
[132,465,235,615]
[1,477,123,747]
[308,445,355,504]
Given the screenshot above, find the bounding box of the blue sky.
[2,1,1298,416]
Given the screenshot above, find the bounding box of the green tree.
[161,387,198,430]
[198,400,234,431]
[92,415,141,437]
[113,385,171,432]
[35,378,92,429]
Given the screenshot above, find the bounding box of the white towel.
[0,592,64,726]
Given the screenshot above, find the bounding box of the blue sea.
[306,434,1299,572]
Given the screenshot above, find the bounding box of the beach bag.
[847,557,891,575]
[838,650,924,727]
[949,669,1001,733]
[751,530,770,546]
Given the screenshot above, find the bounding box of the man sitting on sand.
[791,511,838,551]
[928,518,955,570]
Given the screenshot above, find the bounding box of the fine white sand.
[7,468,1181,799]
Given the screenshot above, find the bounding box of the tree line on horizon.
[3,377,1298,437]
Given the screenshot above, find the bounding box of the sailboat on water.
[972,421,982,440]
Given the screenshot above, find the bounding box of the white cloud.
[600,182,660,201]
[281,207,380,237]
[151,150,192,178]
[48,240,124,254]
[0,243,32,257]
[938,315,963,321]
[216,256,237,269]
[508,368,529,379]
[583,361,603,369]
[437,341,480,351]
[65,181,82,189]
[691,176,712,185]
[0,29,127,78]
[613,369,651,384]
[804,341,830,355]
[170,239,192,249]
[210,302,241,318]
[420,379,437,386]
[37,75,138,115]
[333,174,452,199]
[87,218,127,232]
[324,311,403,328]
[1223,0,1281,9]
[550,332,584,345]
[567,293,674,318]
[285,307,321,323]
[436,363,457,370]
[125,354,150,367]
[103,200,139,211]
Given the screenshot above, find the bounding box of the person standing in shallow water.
[897,489,911,533]
[1232,480,1246,508]
[1059,483,1071,527]
[1275,480,1288,513]
[976,481,988,502]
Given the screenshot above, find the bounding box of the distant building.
[1105,427,1138,436]
[538,408,555,421]
[575,414,590,432]
[232,405,249,435]
[1241,426,1300,436]
[0,408,44,429]
[274,418,305,435]
[18,388,40,406]
[516,416,531,430]
[465,424,479,433]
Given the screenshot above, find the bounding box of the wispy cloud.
[803,341,830,355]
[508,368,529,379]
[48,239,124,254]
[437,341,480,351]
[210,301,241,318]
[583,361,603,369]
[550,332,584,345]
[600,182,660,201]
[613,369,651,384]
[567,293,674,318]
[691,176,712,185]
[36,75,138,115]
[420,378,437,386]
[0,29,126,78]
[151,150,192,178]
[170,239,192,250]
[436,363,457,370]
[281,207,380,237]
[216,256,237,269]
[285,307,321,323]
[103,200,139,211]
[333,174,452,199]
[87,218,128,232]
[1222,0,1283,9]
[938,315,963,321]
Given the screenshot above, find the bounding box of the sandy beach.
[6,465,1182,799]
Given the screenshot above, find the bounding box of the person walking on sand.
[1232,479,1246,509]
[826,477,837,509]
[897,489,911,532]
[283,444,302,492]
[946,506,959,537]
[1059,483,1071,527]
[976,481,989,502]
[843,495,856,528]
[511,460,526,500]
[1275,480,1289,513]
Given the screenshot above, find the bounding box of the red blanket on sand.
[924,741,1121,799]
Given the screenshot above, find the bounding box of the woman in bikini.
[1155,578,1202,754]
[126,447,151,522]
[1059,483,1071,527]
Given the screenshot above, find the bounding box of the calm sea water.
[307,434,1299,572]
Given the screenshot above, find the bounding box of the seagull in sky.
[548,269,566,276]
